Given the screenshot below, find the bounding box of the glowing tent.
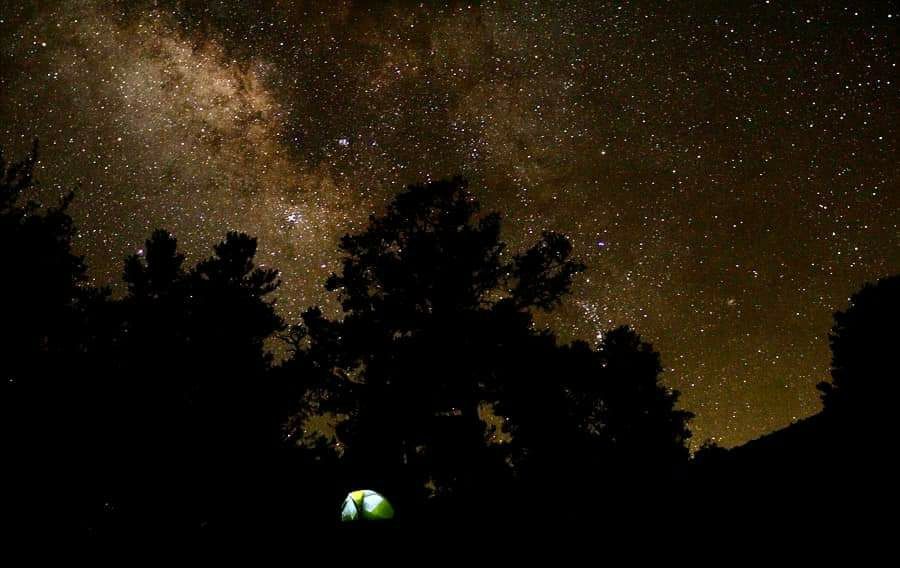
[340,489,395,522]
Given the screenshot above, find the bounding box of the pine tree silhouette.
[0,143,108,536]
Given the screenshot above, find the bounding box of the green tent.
[341,489,395,522]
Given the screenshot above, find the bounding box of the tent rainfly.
[341,489,395,522]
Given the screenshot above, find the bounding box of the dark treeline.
[690,273,900,518]
[2,146,897,537]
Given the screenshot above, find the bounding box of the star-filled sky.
[1,1,897,447]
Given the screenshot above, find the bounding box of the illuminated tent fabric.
[340,490,395,521]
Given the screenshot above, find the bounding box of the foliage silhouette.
[100,229,292,532]
[11,142,892,534]
[1,144,107,536]
[0,142,88,389]
[287,177,694,523]
[690,274,900,524]
[818,275,900,421]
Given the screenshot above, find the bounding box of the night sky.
[1,1,897,447]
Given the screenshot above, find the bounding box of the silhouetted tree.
[0,144,116,536]
[0,143,326,534]
[2,143,701,532]
[589,326,693,471]
[818,275,900,421]
[88,229,288,533]
[287,178,584,516]
[689,275,900,522]
[288,177,693,522]
[498,326,693,515]
[0,142,87,388]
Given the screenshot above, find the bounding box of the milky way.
[1,1,897,446]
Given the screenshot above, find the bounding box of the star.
[1,0,896,447]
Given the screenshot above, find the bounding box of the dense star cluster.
[0,1,896,447]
